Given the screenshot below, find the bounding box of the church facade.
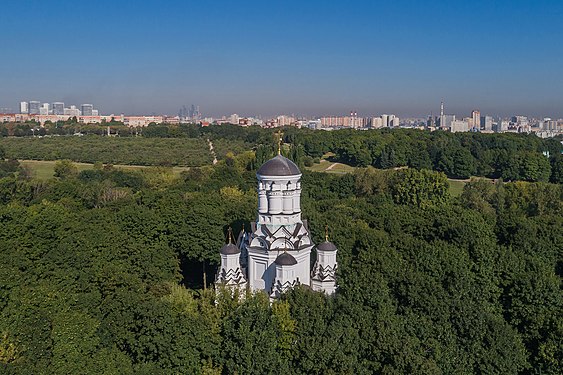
[215,154,338,298]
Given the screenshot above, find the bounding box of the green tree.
[392,169,450,208]
[550,154,563,183]
[54,159,78,179]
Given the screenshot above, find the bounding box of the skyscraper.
[439,101,446,130]
[481,115,493,131]
[81,104,93,116]
[39,103,50,115]
[52,102,64,115]
[471,110,480,130]
[20,101,28,114]
[28,101,40,115]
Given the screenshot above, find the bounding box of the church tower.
[215,228,247,293]
[215,146,338,298]
[245,152,313,294]
[311,227,338,295]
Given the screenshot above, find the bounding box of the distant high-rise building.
[229,114,240,125]
[439,101,445,130]
[64,105,81,117]
[52,102,64,115]
[20,101,29,114]
[451,120,469,133]
[471,110,480,130]
[81,104,93,116]
[438,114,455,129]
[370,117,383,128]
[381,114,389,127]
[39,103,50,115]
[481,116,493,131]
[28,101,40,115]
[499,120,510,132]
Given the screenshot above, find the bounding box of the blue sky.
[1,0,562,117]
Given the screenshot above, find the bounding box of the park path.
[207,139,218,165]
[326,163,337,171]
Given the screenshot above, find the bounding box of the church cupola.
[256,153,302,225]
[311,227,338,295]
[215,227,247,292]
[270,251,299,299]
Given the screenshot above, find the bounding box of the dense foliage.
[0,150,561,374]
[0,137,214,166]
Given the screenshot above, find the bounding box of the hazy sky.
[1,0,563,118]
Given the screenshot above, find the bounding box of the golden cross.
[325,225,329,242]
[276,130,283,155]
[227,226,233,244]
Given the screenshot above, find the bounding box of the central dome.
[257,154,301,176]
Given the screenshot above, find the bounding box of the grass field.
[447,179,467,197]
[306,160,356,174]
[21,157,470,197]
[20,160,189,180]
[307,156,470,197]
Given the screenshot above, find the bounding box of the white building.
[20,101,29,114]
[451,119,469,133]
[39,103,50,115]
[370,117,383,128]
[215,153,338,298]
[64,105,81,117]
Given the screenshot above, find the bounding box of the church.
[215,152,338,298]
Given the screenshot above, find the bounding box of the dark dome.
[317,241,337,252]
[220,243,240,255]
[257,154,301,176]
[275,252,298,266]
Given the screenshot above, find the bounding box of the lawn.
[447,179,467,197]
[306,160,356,174]
[20,160,189,180]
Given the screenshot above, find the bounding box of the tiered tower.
[215,228,247,293]
[215,144,338,298]
[311,228,338,295]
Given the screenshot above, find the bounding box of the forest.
[0,130,561,374]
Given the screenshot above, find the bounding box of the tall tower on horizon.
[439,101,446,129]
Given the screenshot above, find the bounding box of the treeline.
[0,137,214,166]
[0,153,561,374]
[3,123,561,183]
[280,127,561,183]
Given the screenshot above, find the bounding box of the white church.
[215,152,338,298]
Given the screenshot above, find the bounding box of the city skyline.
[1,0,563,117]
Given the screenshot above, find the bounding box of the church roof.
[275,252,298,266]
[220,243,240,255]
[257,154,301,176]
[317,241,337,252]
